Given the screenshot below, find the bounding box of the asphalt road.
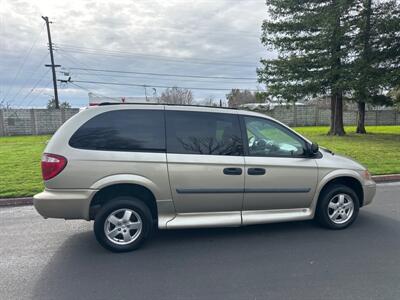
[0,183,399,300]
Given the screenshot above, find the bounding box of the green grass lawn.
[0,135,50,198]
[0,126,399,198]
[295,126,400,175]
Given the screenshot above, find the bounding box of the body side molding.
[176,187,311,194]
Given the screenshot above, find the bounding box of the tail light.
[41,153,67,180]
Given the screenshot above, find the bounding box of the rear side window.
[166,110,243,155]
[69,109,165,152]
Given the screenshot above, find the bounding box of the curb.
[0,197,33,207]
[372,174,400,183]
[0,174,399,208]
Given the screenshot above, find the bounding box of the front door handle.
[248,168,266,175]
[223,168,243,175]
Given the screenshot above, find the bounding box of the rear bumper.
[33,189,97,220]
[363,180,376,206]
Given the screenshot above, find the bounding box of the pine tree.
[258,0,358,135]
[352,0,400,133]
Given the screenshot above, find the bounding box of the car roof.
[95,102,273,119]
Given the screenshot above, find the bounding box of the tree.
[352,0,400,133]
[47,98,71,109]
[202,95,218,107]
[160,87,193,105]
[258,0,357,135]
[389,86,400,110]
[226,89,257,108]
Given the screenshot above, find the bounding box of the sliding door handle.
[248,168,266,175]
[223,168,243,175]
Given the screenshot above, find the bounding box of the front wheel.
[94,197,153,252]
[316,184,360,229]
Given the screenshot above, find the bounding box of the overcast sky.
[0,0,270,107]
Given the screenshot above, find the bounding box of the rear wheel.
[94,197,153,252]
[316,184,360,229]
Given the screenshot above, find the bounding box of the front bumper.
[33,189,97,220]
[363,180,376,206]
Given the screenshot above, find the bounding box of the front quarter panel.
[311,169,367,217]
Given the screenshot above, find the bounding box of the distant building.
[304,96,355,109]
[239,101,304,111]
[88,93,158,106]
[305,95,392,110]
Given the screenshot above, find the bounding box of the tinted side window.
[166,111,242,155]
[69,109,165,152]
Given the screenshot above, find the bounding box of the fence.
[0,109,79,136]
[258,105,400,127]
[0,106,399,136]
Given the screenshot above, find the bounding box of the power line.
[56,43,255,65]
[64,79,258,92]
[2,24,45,102]
[127,25,260,39]
[8,52,49,105]
[17,69,51,107]
[55,50,122,93]
[57,48,257,68]
[57,52,258,87]
[55,23,260,39]
[68,67,257,80]
[63,71,257,85]
[26,80,52,107]
[68,82,116,101]
[55,45,257,68]
[53,44,117,102]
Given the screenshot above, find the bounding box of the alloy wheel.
[104,208,143,245]
[327,193,354,224]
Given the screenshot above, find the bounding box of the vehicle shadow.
[32,211,400,300]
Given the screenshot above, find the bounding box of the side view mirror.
[308,142,319,156]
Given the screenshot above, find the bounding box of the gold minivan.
[34,104,376,252]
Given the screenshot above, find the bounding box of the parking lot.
[0,182,399,300]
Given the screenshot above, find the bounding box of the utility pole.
[42,16,60,109]
[144,85,148,102]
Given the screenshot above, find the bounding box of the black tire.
[316,184,360,229]
[94,196,153,252]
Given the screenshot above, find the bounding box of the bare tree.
[226,89,257,108]
[160,87,193,105]
[47,98,71,109]
[202,95,217,107]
